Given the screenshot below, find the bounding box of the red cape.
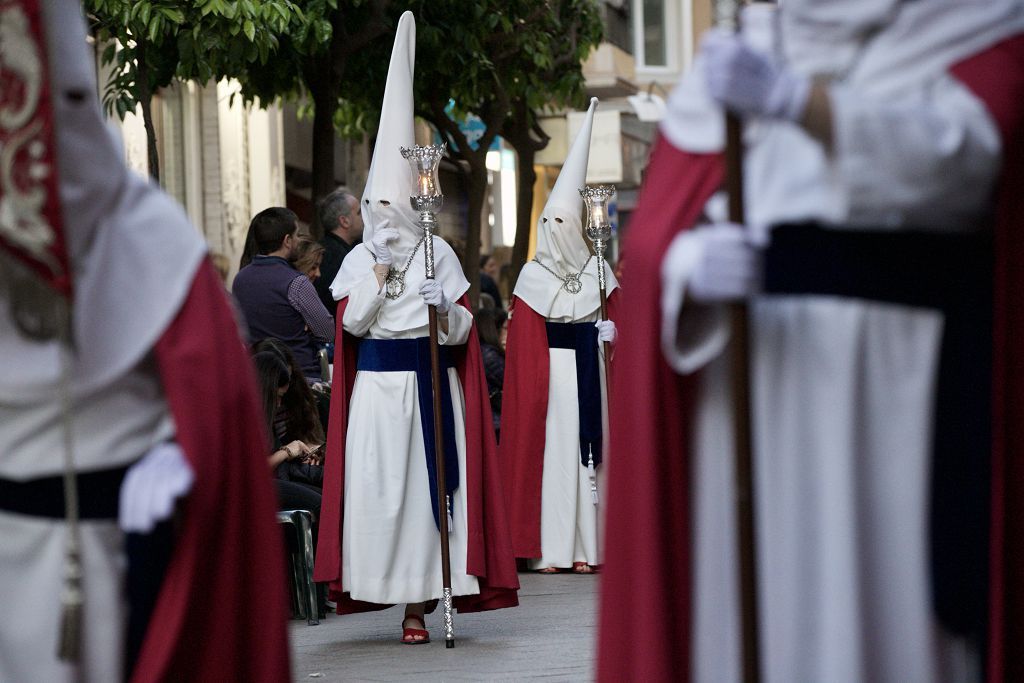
[132,259,291,682]
[950,34,1024,683]
[500,293,620,558]
[314,295,520,613]
[597,34,1024,683]
[596,138,721,682]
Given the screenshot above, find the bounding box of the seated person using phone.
[255,352,323,517]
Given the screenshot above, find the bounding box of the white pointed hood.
[329,10,469,325]
[514,97,618,321]
[359,10,420,253]
[535,97,597,273]
[0,0,205,405]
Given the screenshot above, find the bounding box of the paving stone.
[290,573,599,681]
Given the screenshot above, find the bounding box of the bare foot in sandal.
[573,562,595,574]
[401,605,430,644]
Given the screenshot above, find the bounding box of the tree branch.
[332,0,391,78]
[549,20,581,70]
[424,94,474,165]
[530,116,551,148]
[484,3,552,51]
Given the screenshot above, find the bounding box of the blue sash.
[356,338,459,530]
[545,322,603,468]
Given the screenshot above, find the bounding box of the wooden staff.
[717,2,761,681]
[422,214,456,649]
[596,250,613,392]
[404,143,456,648]
[727,111,760,683]
[716,2,765,679]
[581,186,616,401]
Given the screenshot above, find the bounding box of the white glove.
[595,320,617,344]
[119,442,195,534]
[700,29,810,122]
[687,222,761,304]
[371,224,399,266]
[419,279,451,313]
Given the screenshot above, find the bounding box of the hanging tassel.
[446,494,454,531]
[588,446,599,505]
[55,308,83,662]
[57,548,83,661]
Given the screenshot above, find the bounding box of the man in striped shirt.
[233,207,335,382]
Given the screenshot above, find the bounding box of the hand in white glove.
[700,29,810,122]
[371,224,399,266]
[419,279,451,313]
[687,222,762,304]
[119,442,194,534]
[595,319,617,345]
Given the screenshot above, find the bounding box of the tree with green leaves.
[87,0,603,297]
[86,0,305,180]
[496,0,604,286]
[229,0,395,210]
[406,0,603,300]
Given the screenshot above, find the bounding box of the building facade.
[112,79,287,283]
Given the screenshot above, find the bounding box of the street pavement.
[289,572,599,681]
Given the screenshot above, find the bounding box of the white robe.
[673,295,977,683]
[340,265,480,604]
[527,309,606,571]
[0,358,174,683]
[658,7,1006,679]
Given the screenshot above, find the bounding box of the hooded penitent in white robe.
[0,0,206,680]
[502,98,620,570]
[324,11,480,605]
[657,2,1024,681]
[337,250,479,603]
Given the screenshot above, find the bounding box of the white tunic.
[673,294,976,683]
[0,358,174,683]
[658,5,1010,679]
[527,308,606,571]
[340,267,480,604]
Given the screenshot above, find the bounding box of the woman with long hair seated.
[253,351,322,518]
[254,338,328,449]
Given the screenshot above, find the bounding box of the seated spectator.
[255,338,329,443]
[475,307,506,442]
[292,236,326,284]
[498,308,509,352]
[233,208,335,382]
[254,352,323,518]
[479,253,504,312]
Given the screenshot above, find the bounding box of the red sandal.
[572,562,597,574]
[401,614,430,645]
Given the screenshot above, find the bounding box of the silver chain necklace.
[382,236,425,300]
[532,255,592,295]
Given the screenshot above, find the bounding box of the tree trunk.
[140,94,160,182]
[463,160,489,311]
[310,73,339,237]
[509,145,537,290]
[136,42,159,182]
[503,101,549,292]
